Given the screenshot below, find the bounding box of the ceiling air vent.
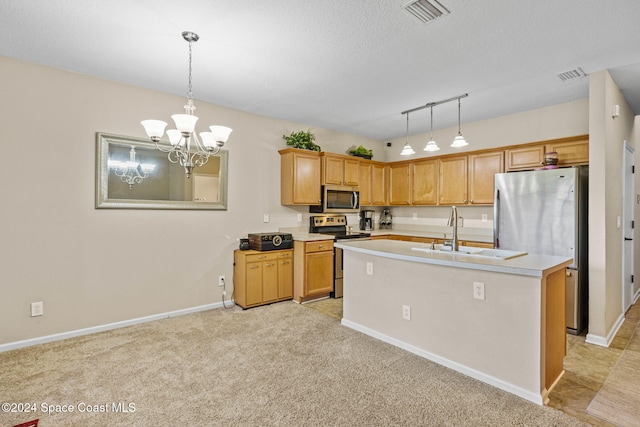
[556,67,587,82]
[403,0,450,23]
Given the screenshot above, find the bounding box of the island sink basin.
[411,244,527,260]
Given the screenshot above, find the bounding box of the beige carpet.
[1,301,588,427]
[587,319,640,427]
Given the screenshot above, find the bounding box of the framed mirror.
[96,132,228,209]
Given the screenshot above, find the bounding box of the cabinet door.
[343,158,360,186]
[505,145,544,171]
[323,155,344,185]
[280,149,321,205]
[278,257,293,299]
[371,163,387,206]
[246,262,263,306]
[293,153,321,204]
[412,159,438,205]
[546,139,588,166]
[358,162,372,206]
[468,151,503,205]
[305,251,334,296]
[389,163,411,205]
[262,261,279,302]
[438,156,468,205]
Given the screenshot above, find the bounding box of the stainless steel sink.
[411,244,527,260]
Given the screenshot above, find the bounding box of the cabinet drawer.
[245,252,278,263]
[306,240,334,253]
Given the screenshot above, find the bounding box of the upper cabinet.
[506,136,588,171]
[358,160,373,206]
[389,162,411,205]
[438,156,468,205]
[279,135,587,208]
[468,151,504,205]
[506,145,545,171]
[279,148,321,205]
[411,158,438,205]
[370,162,388,206]
[321,153,359,186]
[546,136,589,166]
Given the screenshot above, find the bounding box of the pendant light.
[424,105,440,152]
[400,113,415,156]
[450,98,468,147]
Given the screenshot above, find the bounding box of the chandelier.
[108,146,155,189]
[141,31,232,178]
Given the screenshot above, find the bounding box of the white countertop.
[369,228,493,243]
[335,239,572,277]
[289,228,492,243]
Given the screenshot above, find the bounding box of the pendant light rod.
[401,93,468,115]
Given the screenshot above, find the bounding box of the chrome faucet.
[447,206,460,252]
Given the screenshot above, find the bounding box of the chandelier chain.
[187,40,193,100]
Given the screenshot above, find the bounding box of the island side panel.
[341,250,544,401]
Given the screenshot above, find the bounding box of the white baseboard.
[341,318,544,405]
[0,302,224,353]
[585,311,625,347]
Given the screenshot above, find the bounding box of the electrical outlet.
[402,305,411,320]
[263,213,270,223]
[297,213,302,222]
[31,301,43,317]
[412,213,418,220]
[218,275,226,287]
[473,282,485,300]
[366,262,373,275]
[482,214,488,222]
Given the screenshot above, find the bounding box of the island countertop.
[335,239,572,277]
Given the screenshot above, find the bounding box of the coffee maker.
[359,210,374,231]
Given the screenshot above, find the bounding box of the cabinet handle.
[265,263,274,267]
[249,265,259,269]
[281,261,290,265]
[257,255,266,259]
[319,244,324,248]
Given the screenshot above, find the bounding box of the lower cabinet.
[293,240,334,303]
[234,249,293,309]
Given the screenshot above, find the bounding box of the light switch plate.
[473,282,485,300]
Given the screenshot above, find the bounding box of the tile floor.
[306,297,640,427]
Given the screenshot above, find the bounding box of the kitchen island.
[335,239,572,405]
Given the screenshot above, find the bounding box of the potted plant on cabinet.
[282,130,321,152]
[348,145,373,159]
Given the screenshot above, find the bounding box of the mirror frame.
[95,132,228,210]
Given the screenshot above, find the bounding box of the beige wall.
[0,56,380,346]
[587,70,637,343]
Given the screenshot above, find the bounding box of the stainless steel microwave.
[310,185,360,213]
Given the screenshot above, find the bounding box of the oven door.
[332,236,370,298]
[319,185,360,213]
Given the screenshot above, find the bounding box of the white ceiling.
[2,0,639,141]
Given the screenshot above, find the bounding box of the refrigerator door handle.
[494,188,500,248]
[625,237,633,241]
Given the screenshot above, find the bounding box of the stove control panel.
[311,215,347,227]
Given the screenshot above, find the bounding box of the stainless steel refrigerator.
[494,166,588,334]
